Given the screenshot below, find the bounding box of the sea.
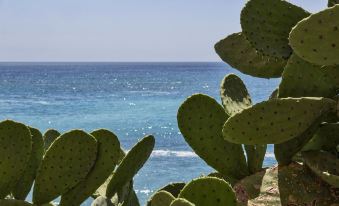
[0,62,280,205]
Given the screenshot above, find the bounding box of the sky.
[0,0,327,62]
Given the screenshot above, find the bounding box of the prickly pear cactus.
[92,173,114,199]
[158,182,186,198]
[178,177,237,206]
[289,5,339,66]
[278,54,339,98]
[274,114,325,165]
[0,120,32,199]
[234,163,338,205]
[177,94,248,179]
[220,74,252,116]
[302,150,339,188]
[105,135,155,199]
[223,97,336,145]
[171,0,339,205]
[241,0,309,59]
[215,33,286,78]
[170,198,195,206]
[43,129,60,152]
[33,130,98,205]
[60,129,121,206]
[302,123,339,152]
[244,144,267,174]
[12,127,44,200]
[220,74,267,173]
[112,180,140,206]
[147,191,175,206]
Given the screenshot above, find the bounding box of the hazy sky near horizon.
[0,0,327,62]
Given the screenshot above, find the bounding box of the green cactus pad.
[0,120,32,199]
[215,33,286,78]
[111,180,140,206]
[33,130,98,205]
[60,129,121,206]
[43,129,60,151]
[302,123,339,152]
[235,162,338,205]
[159,182,186,197]
[290,5,339,66]
[220,74,252,116]
[303,150,339,188]
[177,94,248,179]
[207,172,238,186]
[329,0,339,7]
[120,187,140,206]
[244,144,267,174]
[92,173,114,198]
[274,115,324,165]
[125,190,140,206]
[170,198,195,206]
[223,97,336,145]
[279,54,339,98]
[147,191,175,206]
[241,0,309,59]
[178,177,236,206]
[12,127,44,200]
[0,200,33,206]
[106,135,155,199]
[91,196,114,206]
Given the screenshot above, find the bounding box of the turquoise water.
[0,62,279,205]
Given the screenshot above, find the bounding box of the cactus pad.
[147,191,175,206]
[207,172,238,186]
[302,123,339,152]
[170,199,195,206]
[43,129,60,151]
[0,200,33,206]
[234,162,338,205]
[241,0,309,59]
[33,130,98,205]
[178,177,237,206]
[244,144,267,174]
[215,33,286,78]
[106,135,155,199]
[303,150,339,188]
[279,54,339,98]
[290,5,339,66]
[274,115,324,165]
[159,182,186,197]
[0,120,32,199]
[60,129,121,206]
[220,74,252,116]
[92,173,114,198]
[111,180,139,206]
[223,97,336,145]
[12,127,44,200]
[177,94,248,179]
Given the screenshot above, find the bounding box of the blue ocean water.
[0,62,280,205]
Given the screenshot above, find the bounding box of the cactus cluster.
[148,0,339,205]
[0,119,155,206]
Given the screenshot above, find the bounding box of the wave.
[150,150,275,159]
[151,150,198,158]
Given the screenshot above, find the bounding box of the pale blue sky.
[0,0,326,62]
